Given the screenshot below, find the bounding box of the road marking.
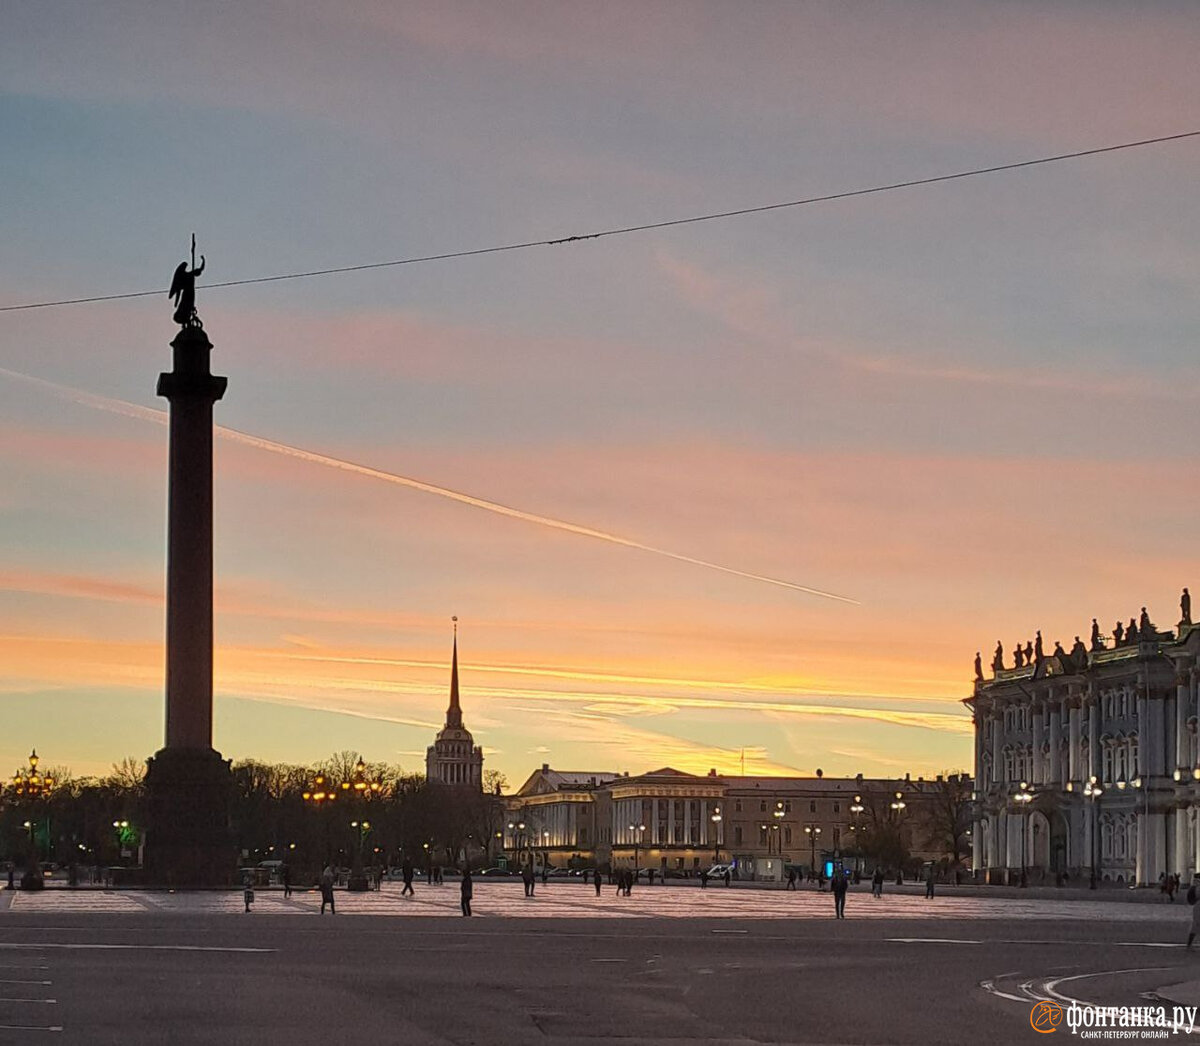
[711,929,749,934]
[0,1026,62,1033]
[590,958,628,963]
[0,943,273,954]
[1043,967,1176,1006]
[0,980,52,985]
[979,979,1035,1003]
[887,938,981,944]
[0,999,57,1004]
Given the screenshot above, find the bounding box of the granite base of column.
[144,747,236,888]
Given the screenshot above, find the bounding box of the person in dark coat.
[831,868,848,919]
[925,866,936,899]
[319,865,336,915]
[871,867,884,898]
[401,857,415,897]
[282,863,292,899]
[700,869,708,889]
[594,868,603,897]
[460,867,473,917]
[724,869,732,887]
[522,863,535,898]
[786,867,797,890]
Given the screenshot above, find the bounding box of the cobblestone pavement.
[5,881,1193,922]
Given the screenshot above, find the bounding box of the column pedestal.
[144,747,234,887]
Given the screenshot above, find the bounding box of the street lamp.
[849,795,865,876]
[629,823,646,876]
[773,801,785,857]
[1012,781,1034,887]
[710,806,722,863]
[1083,775,1103,889]
[13,749,56,871]
[805,825,822,879]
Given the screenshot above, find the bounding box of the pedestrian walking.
[647,868,655,887]
[700,869,708,889]
[1187,879,1200,949]
[724,869,732,887]
[6,864,14,890]
[831,867,848,919]
[282,863,292,899]
[460,867,473,917]
[786,867,797,891]
[401,857,415,897]
[243,876,255,913]
[522,863,534,898]
[626,868,635,897]
[925,867,936,899]
[871,867,884,898]
[320,864,336,915]
[594,868,603,897]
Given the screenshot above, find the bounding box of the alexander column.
[144,240,235,886]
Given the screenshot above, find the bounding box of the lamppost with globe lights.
[12,749,55,880]
[805,825,822,879]
[303,762,380,891]
[629,823,646,877]
[773,801,785,857]
[710,806,722,864]
[849,795,865,876]
[1083,776,1103,889]
[1012,781,1034,887]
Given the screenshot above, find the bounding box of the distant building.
[502,764,969,878]
[967,593,1200,886]
[425,622,483,789]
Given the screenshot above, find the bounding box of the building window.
[833,802,840,813]
[735,800,742,813]
[760,800,767,812]
[784,800,792,813]
[579,828,588,845]
[833,828,840,847]
[734,826,742,846]
[809,801,816,813]
[759,826,768,845]
[784,826,792,845]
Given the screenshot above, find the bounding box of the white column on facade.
[1177,666,1192,771]
[1088,697,1100,782]
[667,797,675,845]
[1032,699,1046,785]
[1068,699,1081,782]
[1048,698,1062,786]
[992,713,1003,784]
[1136,682,1150,778]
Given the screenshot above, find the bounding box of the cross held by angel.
[169,237,205,328]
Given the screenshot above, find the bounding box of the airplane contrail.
[0,366,858,603]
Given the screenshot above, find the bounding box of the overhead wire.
[1,128,1197,315]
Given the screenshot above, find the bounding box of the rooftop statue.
[1183,587,1192,626]
[1139,607,1153,635]
[1013,644,1025,668]
[1090,618,1103,651]
[1126,618,1138,644]
[1053,640,1066,658]
[169,235,205,329]
[992,641,1004,673]
[1034,630,1044,662]
[1113,621,1124,645]
[1071,636,1088,661]
[974,651,983,681]
[1024,640,1033,664]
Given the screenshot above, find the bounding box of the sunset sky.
[2,3,1198,787]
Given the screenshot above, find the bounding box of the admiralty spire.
[426,617,483,789]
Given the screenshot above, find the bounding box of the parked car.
[479,867,514,877]
[705,863,735,879]
[547,868,582,878]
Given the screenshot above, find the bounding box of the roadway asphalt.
[3,883,1199,1044]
